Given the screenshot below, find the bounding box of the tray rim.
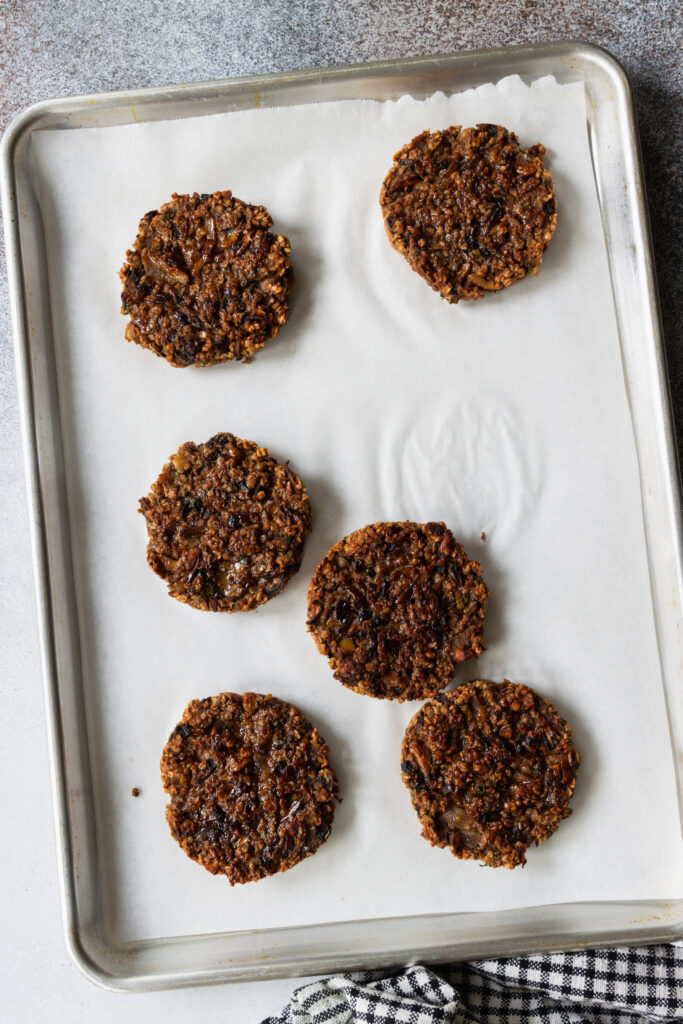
[0,38,620,135]
[3,39,682,993]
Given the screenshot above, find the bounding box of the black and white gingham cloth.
[261,945,683,1023]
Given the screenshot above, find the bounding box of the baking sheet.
[30,74,683,943]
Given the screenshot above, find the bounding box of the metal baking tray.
[3,41,682,992]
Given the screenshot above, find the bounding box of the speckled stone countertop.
[0,2,680,1022]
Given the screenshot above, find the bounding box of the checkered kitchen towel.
[261,945,683,1023]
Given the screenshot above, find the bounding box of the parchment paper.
[31,75,683,943]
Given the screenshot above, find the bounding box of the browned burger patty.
[306,522,489,701]
[139,433,311,612]
[379,124,557,302]
[401,679,580,868]
[120,190,292,366]
[161,692,340,884]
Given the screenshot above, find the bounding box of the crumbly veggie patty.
[306,521,489,701]
[120,190,292,366]
[401,679,580,868]
[379,124,557,302]
[139,432,311,612]
[161,692,340,884]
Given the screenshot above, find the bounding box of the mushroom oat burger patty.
[401,680,580,868]
[161,692,340,884]
[380,124,557,302]
[307,522,488,701]
[120,190,292,366]
[139,433,311,612]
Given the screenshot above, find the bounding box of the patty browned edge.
[379,124,557,303]
[139,432,312,612]
[120,190,292,366]
[161,692,340,884]
[401,679,580,868]
[306,521,489,701]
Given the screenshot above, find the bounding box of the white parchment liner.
[31,76,682,942]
